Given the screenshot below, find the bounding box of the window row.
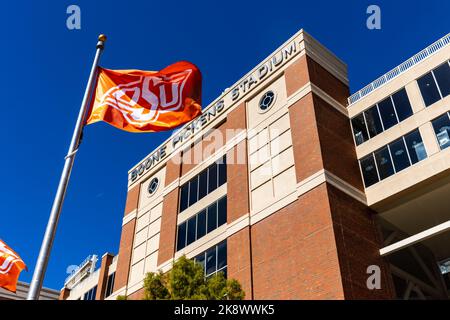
[432,112,450,150]
[351,88,413,145]
[176,196,227,251]
[194,240,227,278]
[83,285,97,300]
[359,129,427,187]
[105,272,115,298]
[179,155,226,213]
[417,60,450,107]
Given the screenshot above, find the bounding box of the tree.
[142,256,244,300]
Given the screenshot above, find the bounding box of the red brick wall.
[228,227,253,300]
[95,253,114,300]
[251,184,345,299]
[127,287,145,300]
[157,188,179,265]
[113,219,136,292]
[124,184,140,216]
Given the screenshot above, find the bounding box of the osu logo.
[97,69,192,125]
[0,242,22,274]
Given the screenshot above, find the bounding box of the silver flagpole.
[27,34,107,300]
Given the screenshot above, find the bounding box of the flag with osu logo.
[0,239,27,292]
[86,61,202,132]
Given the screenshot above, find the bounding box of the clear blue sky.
[1,0,448,290]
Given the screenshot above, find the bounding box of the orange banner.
[0,239,26,293]
[86,61,202,132]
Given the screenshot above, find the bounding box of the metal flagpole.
[27,34,107,300]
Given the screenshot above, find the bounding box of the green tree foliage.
[143,256,244,300]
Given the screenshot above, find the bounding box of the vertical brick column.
[95,253,114,300]
[113,184,140,293]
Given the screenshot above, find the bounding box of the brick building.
[60,29,450,300]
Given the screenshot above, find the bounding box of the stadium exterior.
[60,29,450,300]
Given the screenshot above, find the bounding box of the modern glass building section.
[59,30,450,300]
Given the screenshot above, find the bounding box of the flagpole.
[27,34,107,300]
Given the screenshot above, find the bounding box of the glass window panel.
[207,202,217,233]
[404,130,427,164]
[218,160,227,186]
[364,106,383,138]
[389,138,411,172]
[432,113,450,150]
[418,72,441,106]
[189,176,198,206]
[378,97,398,130]
[198,170,208,200]
[196,209,207,240]
[217,241,227,270]
[176,222,187,251]
[205,247,217,276]
[195,253,205,274]
[392,88,413,121]
[360,155,379,187]
[433,62,450,98]
[208,162,218,193]
[374,146,395,180]
[217,197,227,227]
[186,216,197,246]
[179,184,189,212]
[351,114,369,145]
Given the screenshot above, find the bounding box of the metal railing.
[348,33,450,106]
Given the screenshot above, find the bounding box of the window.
[83,285,97,300]
[360,155,379,187]
[391,88,413,121]
[378,97,398,130]
[259,91,275,112]
[389,138,410,173]
[351,114,369,145]
[351,88,413,145]
[147,177,159,195]
[194,240,227,278]
[417,61,450,107]
[404,130,426,163]
[179,155,226,213]
[374,146,394,180]
[358,129,427,188]
[176,196,227,251]
[432,112,450,150]
[364,106,383,138]
[105,272,115,298]
[176,222,187,251]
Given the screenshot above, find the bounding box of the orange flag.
[86,61,202,132]
[0,239,27,293]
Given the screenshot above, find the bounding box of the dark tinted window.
[392,89,413,121]
[179,184,189,212]
[198,170,208,200]
[186,216,197,246]
[432,113,450,150]
[218,159,227,186]
[217,241,227,270]
[208,162,218,193]
[205,247,217,276]
[418,72,441,106]
[351,114,369,145]
[196,209,207,240]
[195,252,205,272]
[434,62,450,98]
[404,130,427,164]
[189,176,198,206]
[207,202,217,233]
[378,97,398,130]
[389,138,410,172]
[374,146,394,180]
[176,222,186,251]
[364,107,383,138]
[360,155,379,187]
[105,273,115,298]
[217,197,227,226]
